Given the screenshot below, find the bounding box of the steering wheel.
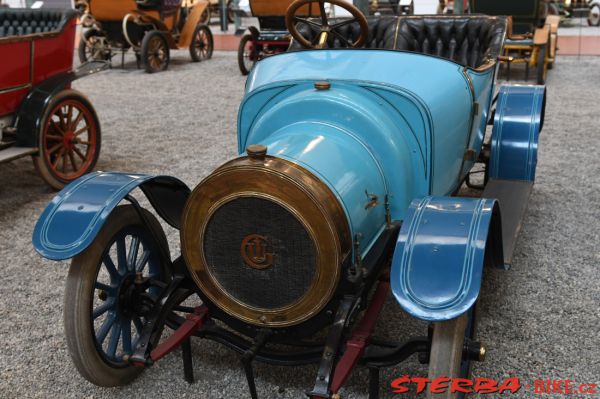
[285,0,369,49]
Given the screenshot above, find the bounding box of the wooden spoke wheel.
[189,24,214,62]
[427,305,481,399]
[226,0,235,23]
[63,205,171,387]
[33,89,100,190]
[237,33,258,75]
[200,7,210,24]
[589,4,600,26]
[78,29,111,63]
[536,44,548,85]
[141,31,170,73]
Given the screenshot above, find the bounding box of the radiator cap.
[246,144,267,159]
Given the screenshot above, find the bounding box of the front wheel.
[237,33,257,75]
[33,89,101,190]
[189,24,213,62]
[141,31,170,73]
[588,4,600,26]
[427,306,480,399]
[64,205,171,387]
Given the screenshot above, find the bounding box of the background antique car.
[369,0,414,15]
[205,0,234,23]
[33,1,546,397]
[588,0,600,25]
[0,8,103,189]
[79,0,213,72]
[436,0,469,14]
[470,0,559,84]
[237,0,295,75]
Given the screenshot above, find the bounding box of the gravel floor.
[0,51,598,398]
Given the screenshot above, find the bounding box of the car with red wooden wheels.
[0,8,105,189]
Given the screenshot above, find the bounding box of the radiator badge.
[241,234,274,270]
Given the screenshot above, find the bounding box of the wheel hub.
[117,273,155,319]
[62,131,76,151]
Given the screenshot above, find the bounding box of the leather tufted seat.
[0,8,76,38]
[290,15,506,69]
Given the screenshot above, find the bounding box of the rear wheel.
[588,4,600,26]
[33,89,101,190]
[141,31,170,73]
[200,7,210,24]
[226,0,235,23]
[536,44,547,85]
[237,33,257,75]
[78,29,111,63]
[64,205,171,387]
[189,24,213,62]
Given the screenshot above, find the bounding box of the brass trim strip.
[393,16,402,50]
[0,83,31,95]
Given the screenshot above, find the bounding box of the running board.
[0,146,38,163]
[482,179,533,266]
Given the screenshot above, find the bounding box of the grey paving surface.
[0,51,598,398]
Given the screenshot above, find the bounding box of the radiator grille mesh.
[203,197,317,309]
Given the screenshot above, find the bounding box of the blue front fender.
[391,196,503,321]
[33,171,190,261]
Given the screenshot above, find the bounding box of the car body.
[33,5,546,398]
[0,8,104,189]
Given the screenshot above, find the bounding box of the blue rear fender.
[32,171,190,261]
[391,196,504,322]
[489,84,546,181]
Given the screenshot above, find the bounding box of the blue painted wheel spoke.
[127,237,140,272]
[96,312,116,345]
[107,321,122,358]
[116,236,127,274]
[122,321,132,354]
[135,250,151,273]
[93,298,115,319]
[94,281,114,293]
[103,255,119,280]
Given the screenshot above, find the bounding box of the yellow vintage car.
[470,0,560,84]
[79,0,214,72]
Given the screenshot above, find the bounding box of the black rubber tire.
[141,31,170,73]
[78,29,109,63]
[32,89,101,190]
[227,0,235,23]
[237,33,256,75]
[63,205,170,387]
[588,5,600,26]
[536,44,547,85]
[189,24,214,62]
[200,7,210,24]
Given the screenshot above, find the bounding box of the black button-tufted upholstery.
[290,15,506,69]
[0,8,76,38]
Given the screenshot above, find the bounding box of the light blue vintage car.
[33,1,545,397]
